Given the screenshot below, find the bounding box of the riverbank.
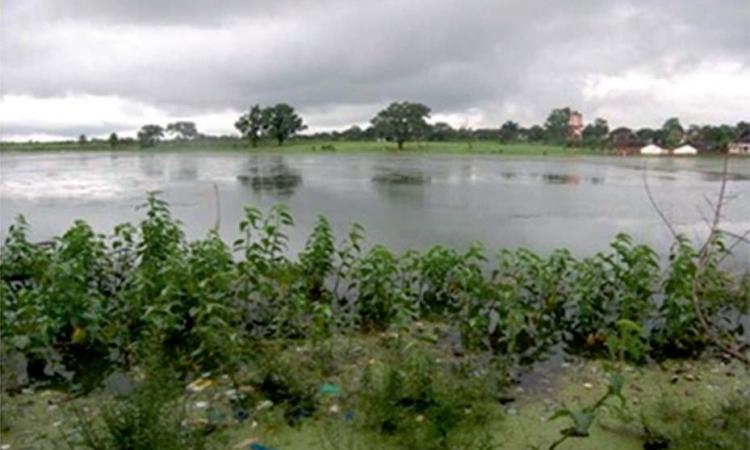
[1,198,748,449]
[0,139,599,156]
[2,346,747,450]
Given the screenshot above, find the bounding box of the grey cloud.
[1,0,748,136]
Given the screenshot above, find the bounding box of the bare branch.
[642,167,679,240]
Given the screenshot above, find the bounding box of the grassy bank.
[1,196,748,449]
[0,139,598,156]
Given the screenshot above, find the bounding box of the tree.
[108,132,119,148]
[609,127,639,148]
[429,122,455,141]
[636,128,659,145]
[166,121,198,140]
[341,125,364,141]
[582,118,609,148]
[735,121,750,140]
[78,134,88,144]
[137,125,164,148]
[525,125,545,142]
[544,107,572,144]
[662,117,684,148]
[261,103,306,146]
[371,101,431,149]
[234,105,264,147]
[499,121,520,143]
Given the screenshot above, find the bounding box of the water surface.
[1,151,748,264]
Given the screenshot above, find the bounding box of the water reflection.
[171,159,199,181]
[236,157,302,196]
[538,173,604,185]
[138,156,164,178]
[371,168,432,185]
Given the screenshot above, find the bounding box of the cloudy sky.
[1,0,749,141]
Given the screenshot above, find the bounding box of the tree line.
[90,102,748,151]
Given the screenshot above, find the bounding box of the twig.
[690,156,749,364]
[642,167,679,240]
[212,183,221,232]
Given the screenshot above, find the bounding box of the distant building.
[568,111,584,141]
[640,144,665,155]
[673,144,698,155]
[728,141,750,155]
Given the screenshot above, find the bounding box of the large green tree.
[544,107,575,144]
[234,105,264,147]
[166,121,198,140]
[371,101,431,149]
[137,124,164,148]
[108,132,119,148]
[261,103,306,146]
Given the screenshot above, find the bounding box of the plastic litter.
[187,378,213,393]
[249,444,277,450]
[319,383,340,396]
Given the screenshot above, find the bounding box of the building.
[728,141,750,155]
[640,144,665,155]
[673,144,698,155]
[568,111,584,141]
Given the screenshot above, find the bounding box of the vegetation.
[4,101,748,153]
[136,124,164,148]
[0,197,748,448]
[235,105,264,147]
[371,101,431,149]
[166,121,199,140]
[234,103,306,147]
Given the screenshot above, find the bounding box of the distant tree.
[137,124,164,148]
[736,121,750,140]
[261,103,306,146]
[544,107,572,144]
[582,118,609,148]
[429,122,455,141]
[108,132,119,147]
[662,117,684,148]
[473,128,498,141]
[341,125,364,141]
[499,121,520,143]
[371,101,431,149]
[234,105,264,147]
[700,125,735,151]
[609,127,639,148]
[636,128,658,145]
[166,121,198,140]
[526,125,545,143]
[78,134,88,144]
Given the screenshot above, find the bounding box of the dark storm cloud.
[1,0,748,138]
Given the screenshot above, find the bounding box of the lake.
[1,151,749,265]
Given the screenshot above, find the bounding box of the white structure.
[640,144,665,155]
[673,144,698,155]
[728,142,750,155]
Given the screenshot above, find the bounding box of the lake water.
[1,151,749,265]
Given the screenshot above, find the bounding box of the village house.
[728,141,750,155]
[568,111,584,141]
[673,144,698,155]
[640,144,665,155]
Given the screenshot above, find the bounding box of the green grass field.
[0,139,602,156]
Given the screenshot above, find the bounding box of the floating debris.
[187,378,213,393]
